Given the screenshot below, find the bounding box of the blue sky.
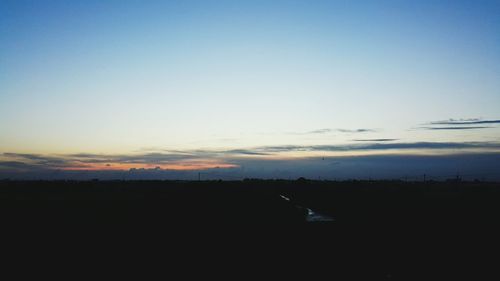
[1,0,500,179]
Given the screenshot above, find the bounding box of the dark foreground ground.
[1,179,500,279]
[1,179,499,225]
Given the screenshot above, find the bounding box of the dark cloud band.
[429,119,500,125]
[2,141,500,172]
[421,126,492,130]
[353,139,398,142]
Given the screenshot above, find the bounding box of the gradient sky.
[1,0,500,179]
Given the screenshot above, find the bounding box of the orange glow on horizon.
[60,161,238,171]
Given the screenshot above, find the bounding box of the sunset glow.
[59,161,239,171]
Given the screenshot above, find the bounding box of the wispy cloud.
[429,118,500,125]
[337,129,375,133]
[66,152,201,164]
[352,139,398,142]
[307,128,334,134]
[3,153,69,166]
[420,118,500,130]
[223,149,270,156]
[0,161,46,171]
[299,128,377,135]
[420,126,492,130]
[257,142,500,153]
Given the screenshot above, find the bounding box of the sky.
[1,0,500,180]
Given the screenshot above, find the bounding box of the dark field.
[2,179,500,279]
[1,179,499,226]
